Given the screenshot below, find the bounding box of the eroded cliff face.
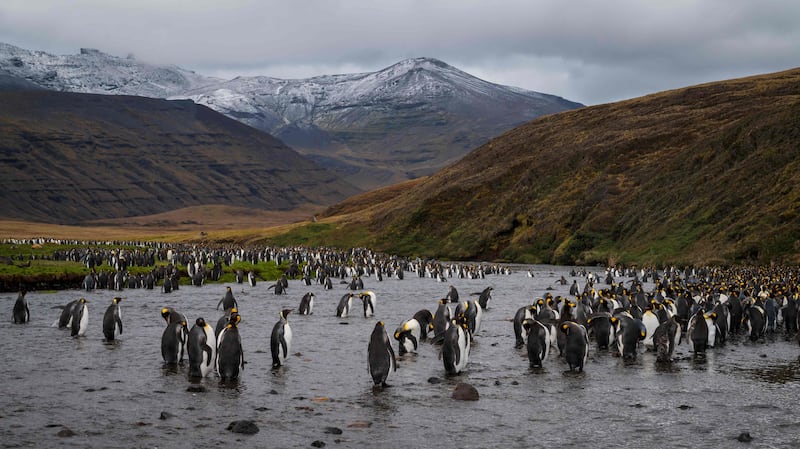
[0,90,360,224]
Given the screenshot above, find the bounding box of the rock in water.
[227,420,260,435]
[452,383,479,401]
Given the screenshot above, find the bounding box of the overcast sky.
[1,0,798,105]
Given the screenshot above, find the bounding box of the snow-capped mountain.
[0,43,583,189]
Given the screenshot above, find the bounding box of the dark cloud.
[1,0,798,104]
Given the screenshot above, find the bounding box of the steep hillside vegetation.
[0,88,360,224]
[304,68,800,265]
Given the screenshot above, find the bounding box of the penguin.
[560,321,589,372]
[298,292,315,315]
[360,291,377,318]
[102,297,123,341]
[687,308,711,353]
[653,315,680,362]
[161,307,187,326]
[70,298,89,337]
[641,304,662,350]
[57,299,78,328]
[569,280,580,296]
[523,318,555,368]
[187,318,216,378]
[455,299,482,340]
[323,276,333,290]
[270,309,293,368]
[394,318,422,355]
[473,286,493,310]
[428,299,451,344]
[616,315,646,359]
[161,318,188,366]
[367,321,396,388]
[268,281,286,295]
[215,307,239,338]
[742,301,767,342]
[12,290,29,324]
[585,313,617,351]
[216,316,244,381]
[216,286,238,311]
[513,305,536,348]
[336,293,354,318]
[412,309,433,341]
[441,317,470,375]
[446,285,459,303]
[247,271,256,287]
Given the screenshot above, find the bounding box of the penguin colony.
[12,242,800,386]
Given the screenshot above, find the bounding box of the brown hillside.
[318,68,800,265]
[0,89,360,224]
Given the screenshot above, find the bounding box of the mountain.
[0,43,582,189]
[0,84,360,224]
[298,68,800,265]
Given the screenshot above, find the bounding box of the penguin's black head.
[161,308,171,320]
[196,318,206,327]
[280,308,293,319]
[79,298,88,304]
[113,297,122,304]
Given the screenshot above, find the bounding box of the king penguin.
[70,298,89,337]
[394,318,422,355]
[161,318,187,366]
[270,308,293,368]
[441,317,470,375]
[336,293,354,318]
[187,318,216,378]
[367,321,396,388]
[298,292,315,315]
[360,291,377,317]
[102,297,123,341]
[12,290,29,324]
[217,286,238,311]
[216,314,244,381]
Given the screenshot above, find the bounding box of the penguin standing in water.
[441,317,470,375]
[270,309,293,368]
[161,318,188,366]
[216,314,244,381]
[560,321,589,372]
[429,299,451,344]
[367,321,396,388]
[102,297,123,341]
[298,292,315,315]
[412,309,433,341]
[653,315,680,362]
[394,318,422,355]
[216,286,238,311]
[70,298,89,337]
[513,305,536,348]
[360,291,377,318]
[523,318,555,368]
[446,285,459,303]
[12,290,29,324]
[57,299,78,328]
[336,293,354,318]
[161,307,187,326]
[215,307,239,339]
[247,271,256,287]
[187,318,216,378]
[473,286,493,310]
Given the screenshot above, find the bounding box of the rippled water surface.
[2,265,799,448]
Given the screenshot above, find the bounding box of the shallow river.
[2,265,799,449]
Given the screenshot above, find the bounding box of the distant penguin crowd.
[9,240,800,388]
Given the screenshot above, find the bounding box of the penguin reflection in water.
[187,318,216,378]
[102,297,123,341]
[270,309,293,368]
[368,321,396,388]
